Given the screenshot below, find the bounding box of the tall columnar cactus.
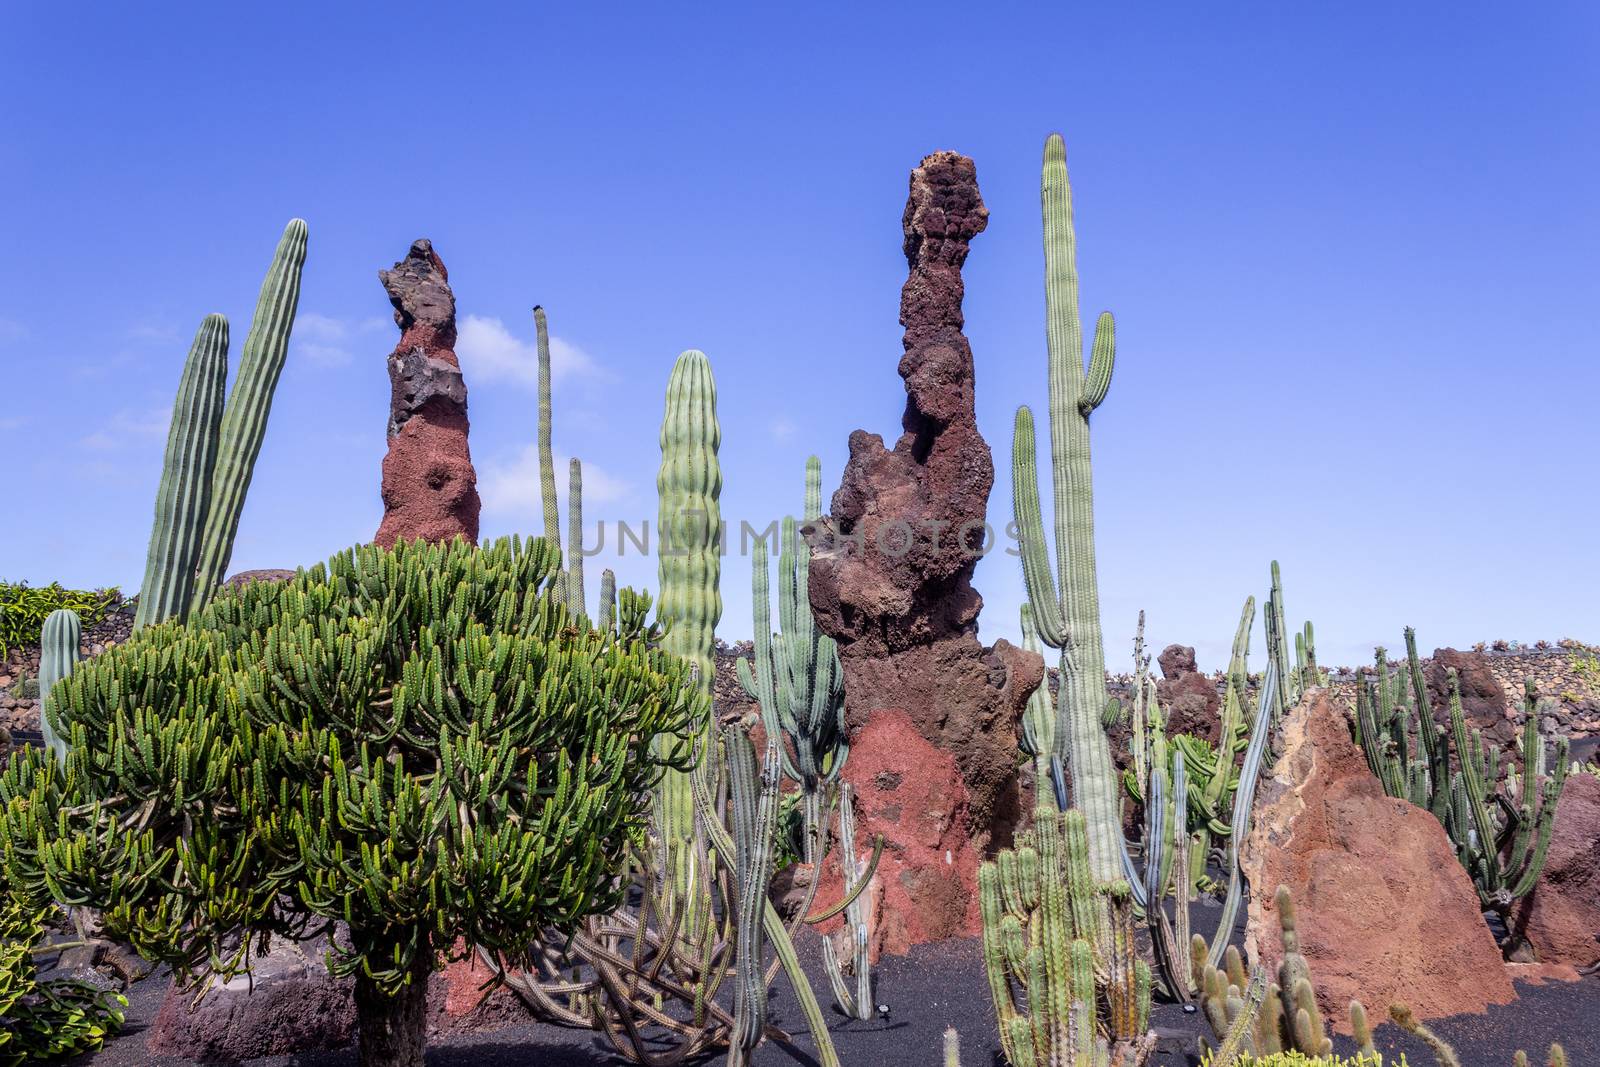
[725,728,780,1065]
[1010,131,1122,881]
[566,458,586,612]
[134,315,228,630]
[656,349,722,906]
[534,306,561,556]
[38,609,80,767]
[736,456,873,1016]
[1263,561,1296,719]
[979,804,1154,1066]
[191,218,308,599]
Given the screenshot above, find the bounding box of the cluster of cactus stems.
[979,804,1156,1067]
[737,456,880,1019]
[482,720,851,1067]
[1121,597,1280,1003]
[532,305,616,625]
[1197,887,1567,1067]
[1263,562,1322,722]
[1351,629,1568,937]
[655,349,723,922]
[134,220,307,633]
[1295,621,1327,690]
[1011,132,1123,882]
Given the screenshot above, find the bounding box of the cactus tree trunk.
[1011,132,1122,880]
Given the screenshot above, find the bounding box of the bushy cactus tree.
[0,537,704,1067]
[1011,132,1122,880]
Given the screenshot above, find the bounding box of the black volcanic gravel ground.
[71,934,1597,1066]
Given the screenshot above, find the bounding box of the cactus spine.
[1011,132,1122,880]
[192,219,308,600]
[134,314,228,629]
[656,349,722,906]
[39,609,80,767]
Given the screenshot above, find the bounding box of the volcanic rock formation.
[1510,771,1600,968]
[1243,689,1515,1028]
[1425,647,1516,749]
[1156,643,1222,743]
[805,152,1043,951]
[374,239,480,547]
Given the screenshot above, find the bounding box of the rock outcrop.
[1156,644,1222,743]
[1426,647,1516,749]
[804,151,1041,954]
[1242,689,1515,1028]
[1511,771,1600,967]
[374,239,480,548]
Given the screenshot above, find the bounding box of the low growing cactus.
[0,537,704,1067]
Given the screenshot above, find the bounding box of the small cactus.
[39,609,80,767]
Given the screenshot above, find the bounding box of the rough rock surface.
[816,709,982,961]
[374,239,480,548]
[1156,643,1222,743]
[147,936,356,1061]
[804,150,1043,877]
[148,936,525,1061]
[223,568,298,588]
[1511,772,1600,967]
[1426,647,1516,748]
[1242,689,1515,1028]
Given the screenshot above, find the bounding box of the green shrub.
[0,536,705,1067]
[0,583,119,661]
[0,893,126,1063]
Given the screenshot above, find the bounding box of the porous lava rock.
[1510,771,1600,967]
[1426,647,1516,748]
[1156,643,1221,743]
[374,239,480,548]
[223,568,298,588]
[805,152,1043,889]
[1242,689,1515,1029]
[812,709,983,961]
[147,935,356,1061]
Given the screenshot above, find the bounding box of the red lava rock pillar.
[805,152,1043,956]
[375,239,481,547]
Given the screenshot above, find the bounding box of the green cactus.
[534,306,561,557]
[134,314,228,629]
[38,609,80,768]
[1350,631,1569,948]
[979,804,1153,1067]
[1263,561,1297,720]
[1010,131,1122,880]
[566,458,586,613]
[656,348,722,908]
[725,727,780,1063]
[736,455,876,1018]
[943,1027,962,1067]
[192,219,308,601]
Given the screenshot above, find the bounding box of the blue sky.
[3,3,1595,670]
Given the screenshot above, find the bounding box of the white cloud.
[0,318,25,345]
[455,315,603,389]
[769,416,797,442]
[80,408,170,451]
[291,312,388,367]
[479,445,632,518]
[126,322,181,344]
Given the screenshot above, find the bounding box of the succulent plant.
[1010,132,1123,881]
[37,609,79,768]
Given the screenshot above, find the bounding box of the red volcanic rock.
[1243,690,1515,1029]
[1156,643,1222,744]
[815,709,983,961]
[805,151,1043,873]
[1426,647,1516,749]
[1511,772,1600,967]
[374,239,480,548]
